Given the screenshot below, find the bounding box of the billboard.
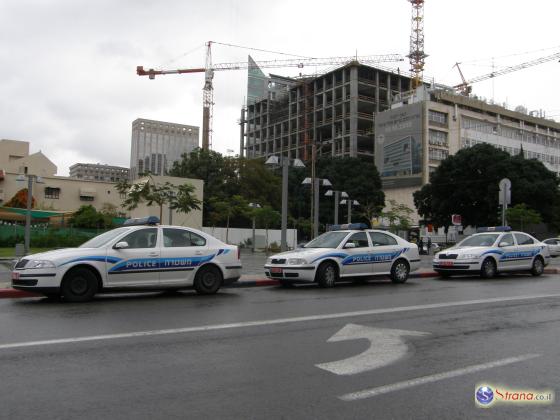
[375,102,423,189]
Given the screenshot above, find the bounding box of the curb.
[1,268,558,300]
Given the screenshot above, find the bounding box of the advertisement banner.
[375,102,423,189]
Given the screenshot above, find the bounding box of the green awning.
[0,206,72,219]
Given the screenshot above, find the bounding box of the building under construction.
[241,62,415,161]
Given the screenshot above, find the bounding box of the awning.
[0,206,73,220]
[79,188,96,197]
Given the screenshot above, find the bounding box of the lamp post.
[302,177,332,238]
[265,155,305,251]
[340,198,360,224]
[248,202,261,252]
[325,190,348,225]
[16,173,44,256]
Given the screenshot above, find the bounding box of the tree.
[5,188,36,209]
[70,205,112,229]
[413,143,560,230]
[207,195,249,243]
[254,205,281,252]
[506,204,542,231]
[380,199,414,232]
[115,177,201,221]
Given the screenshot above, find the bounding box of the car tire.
[316,262,338,288]
[61,267,98,302]
[194,265,223,295]
[390,259,410,283]
[530,257,544,277]
[480,258,497,279]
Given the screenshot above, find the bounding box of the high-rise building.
[241,62,415,162]
[69,163,129,182]
[130,118,199,179]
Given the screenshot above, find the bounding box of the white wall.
[202,226,298,249]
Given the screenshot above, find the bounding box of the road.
[1,272,559,419]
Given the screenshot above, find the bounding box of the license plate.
[270,267,283,274]
[440,261,454,267]
[12,272,20,280]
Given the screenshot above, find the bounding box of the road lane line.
[339,353,541,401]
[1,293,560,350]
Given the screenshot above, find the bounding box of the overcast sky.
[1,0,559,176]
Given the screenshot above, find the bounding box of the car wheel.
[531,257,544,277]
[316,262,338,288]
[61,267,98,302]
[390,259,410,283]
[480,258,497,279]
[194,265,223,295]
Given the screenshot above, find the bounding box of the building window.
[44,187,60,199]
[80,195,94,202]
[428,129,448,147]
[429,147,449,161]
[428,110,448,126]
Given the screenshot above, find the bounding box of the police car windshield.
[458,233,500,247]
[79,227,131,248]
[305,231,350,248]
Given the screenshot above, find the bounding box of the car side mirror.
[499,241,509,247]
[344,242,356,249]
[114,241,129,249]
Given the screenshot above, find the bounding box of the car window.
[369,232,397,246]
[514,233,534,245]
[120,228,158,249]
[500,233,514,247]
[163,228,206,247]
[345,232,369,248]
[458,234,499,247]
[305,231,349,248]
[544,239,558,245]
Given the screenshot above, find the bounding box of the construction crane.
[407,0,427,89]
[137,41,404,150]
[454,51,560,95]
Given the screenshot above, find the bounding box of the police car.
[11,217,242,301]
[264,223,420,287]
[433,227,550,278]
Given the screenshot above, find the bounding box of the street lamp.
[16,173,44,255]
[302,177,332,238]
[248,202,261,253]
[340,198,360,224]
[265,155,305,251]
[325,190,348,225]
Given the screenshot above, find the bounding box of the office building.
[69,163,129,183]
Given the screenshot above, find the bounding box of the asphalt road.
[1,272,559,419]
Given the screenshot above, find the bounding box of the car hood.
[20,248,106,264]
[437,246,492,256]
[269,248,340,261]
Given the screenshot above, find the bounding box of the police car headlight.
[27,260,56,269]
[287,258,307,265]
[458,254,480,260]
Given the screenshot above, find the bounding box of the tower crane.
[407,0,427,90]
[454,51,560,95]
[137,41,404,150]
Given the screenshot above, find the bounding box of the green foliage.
[380,199,414,232]
[414,143,560,229]
[506,204,542,231]
[254,205,281,229]
[70,205,113,229]
[208,195,250,242]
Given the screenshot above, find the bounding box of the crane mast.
[407,0,428,89]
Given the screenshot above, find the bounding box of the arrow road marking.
[339,353,541,401]
[316,324,429,375]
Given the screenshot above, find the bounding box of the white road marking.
[1,293,560,350]
[339,353,541,401]
[316,324,429,375]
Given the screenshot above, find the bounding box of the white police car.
[11,217,242,301]
[264,223,420,287]
[433,227,550,278]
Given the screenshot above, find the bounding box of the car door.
[106,227,160,287]
[368,231,400,274]
[340,232,373,276]
[513,233,537,269]
[495,233,517,272]
[160,227,209,286]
